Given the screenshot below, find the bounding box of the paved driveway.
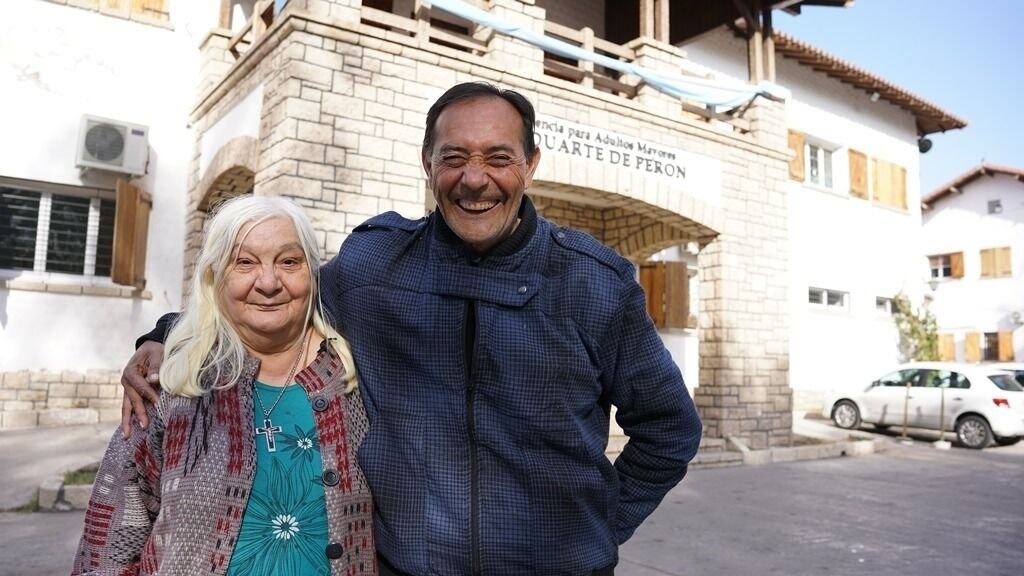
[619,439,1024,576]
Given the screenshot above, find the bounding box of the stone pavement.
[0,422,113,510]
[3,437,1022,576]
[4,416,1021,575]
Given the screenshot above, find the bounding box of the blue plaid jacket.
[320,199,702,575]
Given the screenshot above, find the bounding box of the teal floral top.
[228,382,330,576]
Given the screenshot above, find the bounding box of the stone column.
[483,0,546,77]
[197,29,234,98]
[301,0,362,24]
[694,132,792,449]
[625,37,687,118]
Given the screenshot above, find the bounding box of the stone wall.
[0,370,122,429]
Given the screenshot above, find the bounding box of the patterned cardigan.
[71,342,376,576]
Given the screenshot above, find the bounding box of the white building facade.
[0,0,965,438]
[0,0,216,427]
[680,28,963,411]
[922,165,1024,364]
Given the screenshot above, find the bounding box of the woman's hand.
[120,341,164,439]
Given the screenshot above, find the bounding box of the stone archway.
[530,181,719,260]
[183,136,258,292]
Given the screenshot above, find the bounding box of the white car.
[822,362,1024,449]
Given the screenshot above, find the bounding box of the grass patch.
[1,492,40,514]
[789,434,830,446]
[64,468,97,486]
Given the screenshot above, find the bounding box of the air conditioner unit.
[76,115,149,176]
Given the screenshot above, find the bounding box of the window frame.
[982,332,1001,362]
[929,254,952,279]
[0,176,117,285]
[875,296,895,316]
[808,286,849,312]
[804,141,836,191]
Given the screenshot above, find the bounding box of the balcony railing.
[542,21,638,98]
[219,0,754,134]
[360,1,489,56]
[227,0,277,59]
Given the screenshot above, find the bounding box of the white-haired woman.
[72,196,375,576]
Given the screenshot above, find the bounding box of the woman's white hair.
[160,195,356,397]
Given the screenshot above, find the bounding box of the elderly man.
[123,82,701,576]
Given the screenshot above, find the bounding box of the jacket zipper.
[464,300,481,575]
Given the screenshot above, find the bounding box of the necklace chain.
[253,329,309,419]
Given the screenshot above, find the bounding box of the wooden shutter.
[980,248,995,278]
[995,247,1012,277]
[112,179,152,288]
[664,261,690,329]
[872,158,893,206]
[949,252,964,279]
[787,131,805,181]
[938,334,955,361]
[849,149,868,199]
[132,0,170,21]
[893,165,907,209]
[998,331,1015,361]
[639,263,665,328]
[965,332,981,363]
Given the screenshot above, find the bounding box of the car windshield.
[989,374,1024,392]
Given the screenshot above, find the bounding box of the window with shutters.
[0,182,115,277]
[928,252,964,279]
[979,247,1012,278]
[785,131,835,190]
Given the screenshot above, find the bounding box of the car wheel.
[994,435,1021,447]
[832,400,861,430]
[955,415,993,449]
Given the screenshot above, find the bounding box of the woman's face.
[221,217,311,347]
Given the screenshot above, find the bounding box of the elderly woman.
[72,196,375,575]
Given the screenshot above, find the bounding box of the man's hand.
[120,341,164,439]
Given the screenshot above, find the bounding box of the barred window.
[0,182,115,277]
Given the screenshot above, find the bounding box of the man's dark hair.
[423,82,537,159]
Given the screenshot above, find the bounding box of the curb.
[726,435,885,466]
[38,463,98,512]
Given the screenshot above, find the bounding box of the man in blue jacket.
[123,82,701,576]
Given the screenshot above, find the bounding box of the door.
[908,370,969,431]
[861,369,916,425]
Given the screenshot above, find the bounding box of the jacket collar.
[433,195,538,262]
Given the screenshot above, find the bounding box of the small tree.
[892,293,939,362]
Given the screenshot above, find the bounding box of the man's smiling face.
[422,96,541,254]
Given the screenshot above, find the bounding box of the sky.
[776,0,1023,194]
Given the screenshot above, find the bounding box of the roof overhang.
[670,0,854,45]
[770,30,967,136]
[922,164,1024,209]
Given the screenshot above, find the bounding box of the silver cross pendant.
[255,417,283,452]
